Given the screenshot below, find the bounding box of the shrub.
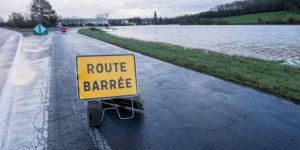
[217,20,229,25]
[287,17,296,24]
[275,18,285,24]
[257,17,264,24]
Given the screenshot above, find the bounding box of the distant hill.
[197,0,300,18]
[177,11,300,25]
[213,11,300,24]
[177,0,300,25]
[109,0,300,26]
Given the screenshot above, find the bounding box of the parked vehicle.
[61,27,67,33]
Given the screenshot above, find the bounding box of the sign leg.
[87,101,103,127]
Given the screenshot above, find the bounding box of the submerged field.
[79,28,300,102]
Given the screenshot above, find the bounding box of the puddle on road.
[12,55,36,86]
[12,33,53,86]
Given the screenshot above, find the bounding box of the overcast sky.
[1,0,237,20]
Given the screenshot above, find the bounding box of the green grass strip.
[79,28,300,102]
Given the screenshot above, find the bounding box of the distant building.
[61,18,109,26]
[128,22,137,26]
[81,18,109,25]
[120,20,129,25]
[109,19,129,26]
[57,22,62,28]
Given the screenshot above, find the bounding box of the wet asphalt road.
[0,29,20,92]
[47,29,300,150]
[0,30,51,149]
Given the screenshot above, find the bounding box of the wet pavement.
[0,28,299,150]
[48,29,300,150]
[0,30,51,149]
[0,29,20,92]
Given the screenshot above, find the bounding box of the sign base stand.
[100,97,135,122]
[87,101,103,127]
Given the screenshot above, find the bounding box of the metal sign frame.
[76,54,139,123]
[100,97,135,122]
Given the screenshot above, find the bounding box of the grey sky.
[1,0,236,20]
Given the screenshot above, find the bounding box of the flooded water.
[107,25,300,67]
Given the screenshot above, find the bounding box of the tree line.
[110,12,180,26]
[199,0,300,18]
[177,0,300,25]
[0,0,57,28]
[109,0,300,26]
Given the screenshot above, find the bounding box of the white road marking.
[1,29,112,150]
[65,30,112,150]
[88,128,111,150]
[0,31,52,150]
[0,32,23,149]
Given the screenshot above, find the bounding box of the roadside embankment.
[78,28,300,102]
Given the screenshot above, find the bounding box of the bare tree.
[154,11,157,24]
[7,12,26,28]
[104,13,109,19]
[0,16,4,23]
[31,0,57,27]
[96,14,103,19]
[96,13,109,19]
[0,16,5,27]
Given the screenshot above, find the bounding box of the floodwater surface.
[108,25,300,67]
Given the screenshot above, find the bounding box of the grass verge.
[79,28,300,102]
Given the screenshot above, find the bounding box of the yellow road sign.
[76,54,138,100]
